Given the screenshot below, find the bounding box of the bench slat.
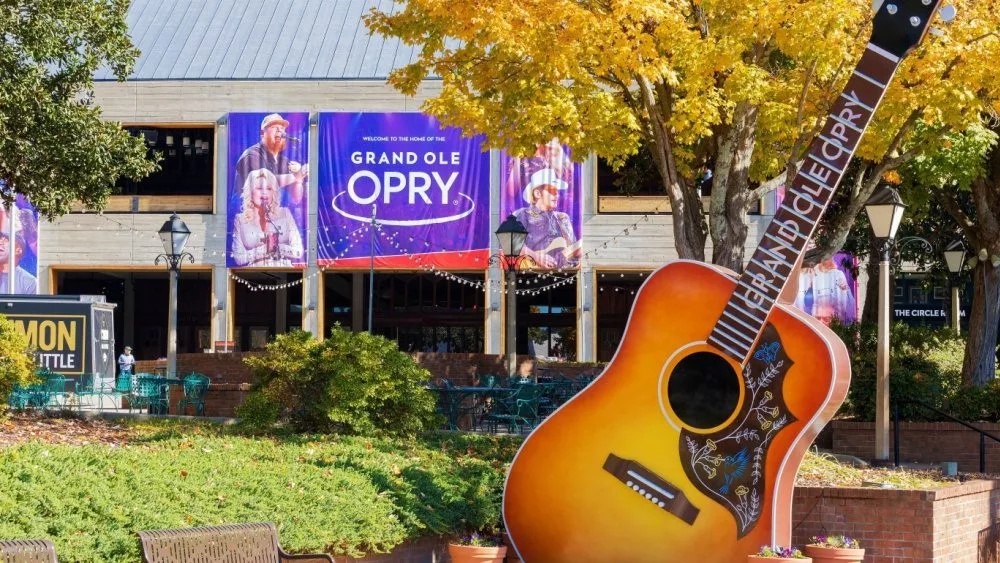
[139,522,332,563]
[0,539,59,563]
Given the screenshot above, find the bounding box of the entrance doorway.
[230,271,303,351]
[56,270,212,362]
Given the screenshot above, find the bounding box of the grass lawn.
[0,415,520,562]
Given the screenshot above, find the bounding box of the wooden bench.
[138,522,334,563]
[0,539,59,563]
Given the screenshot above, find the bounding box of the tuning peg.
[938,4,957,23]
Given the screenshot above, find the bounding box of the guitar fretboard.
[708,44,902,364]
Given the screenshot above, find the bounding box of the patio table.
[429,386,513,430]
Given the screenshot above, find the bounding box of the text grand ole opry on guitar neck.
[502,2,950,561]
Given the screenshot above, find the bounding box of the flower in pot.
[749,545,812,562]
[804,535,864,563]
[448,531,508,563]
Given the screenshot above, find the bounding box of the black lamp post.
[494,215,528,377]
[864,185,906,462]
[943,242,967,336]
[155,213,193,377]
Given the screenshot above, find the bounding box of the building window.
[596,148,760,214]
[361,272,486,353]
[516,276,578,360]
[323,273,353,330]
[597,151,664,198]
[595,271,651,361]
[116,126,215,197]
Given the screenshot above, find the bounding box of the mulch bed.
[0,412,131,448]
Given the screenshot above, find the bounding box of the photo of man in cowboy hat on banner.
[502,140,582,270]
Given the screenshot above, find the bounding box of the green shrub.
[242,328,441,436]
[830,322,965,421]
[0,426,520,561]
[0,314,37,414]
[234,388,281,431]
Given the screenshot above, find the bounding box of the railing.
[893,398,1000,473]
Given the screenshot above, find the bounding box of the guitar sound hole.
[667,352,741,430]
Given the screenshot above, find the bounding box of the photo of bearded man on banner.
[227,112,309,268]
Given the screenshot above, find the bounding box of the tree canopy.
[366,0,1000,269]
[0,0,156,217]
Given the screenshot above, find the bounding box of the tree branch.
[783,60,818,183]
[749,168,791,202]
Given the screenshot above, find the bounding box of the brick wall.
[792,480,1000,562]
[134,353,605,418]
[832,421,1000,473]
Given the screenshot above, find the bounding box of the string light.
[56,201,670,297]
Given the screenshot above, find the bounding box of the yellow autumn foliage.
[367,0,1000,182]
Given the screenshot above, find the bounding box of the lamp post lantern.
[494,215,528,378]
[155,213,194,377]
[943,242,967,336]
[864,185,906,462]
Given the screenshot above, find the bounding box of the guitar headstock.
[871,0,953,59]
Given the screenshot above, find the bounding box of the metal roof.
[95,0,419,81]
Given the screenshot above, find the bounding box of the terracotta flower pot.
[448,543,508,563]
[804,544,865,563]
[747,557,813,563]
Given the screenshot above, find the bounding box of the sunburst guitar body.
[503,2,948,559]
[503,260,848,562]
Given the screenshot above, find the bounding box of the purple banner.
[1,194,39,294]
[501,141,583,270]
[317,113,490,268]
[226,112,309,268]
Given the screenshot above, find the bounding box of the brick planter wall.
[832,421,1000,472]
[333,536,448,562]
[792,480,1000,562]
[338,482,1000,563]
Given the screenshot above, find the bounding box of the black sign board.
[1,296,116,381]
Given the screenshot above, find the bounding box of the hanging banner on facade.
[792,252,859,325]
[776,186,858,324]
[317,113,491,268]
[226,112,309,268]
[500,141,583,270]
[1,194,40,294]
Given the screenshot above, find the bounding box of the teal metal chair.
[75,373,117,413]
[177,373,210,416]
[7,383,34,410]
[485,384,545,433]
[478,374,501,388]
[41,375,72,408]
[130,375,167,414]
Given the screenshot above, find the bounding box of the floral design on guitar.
[679,324,796,537]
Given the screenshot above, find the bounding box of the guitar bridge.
[603,453,699,525]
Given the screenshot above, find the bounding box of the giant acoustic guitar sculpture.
[503,2,949,561]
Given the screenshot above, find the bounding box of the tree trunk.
[638,77,708,262]
[963,261,1000,387]
[711,102,759,272]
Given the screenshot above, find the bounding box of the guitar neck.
[708,43,902,364]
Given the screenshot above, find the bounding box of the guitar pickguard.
[679,324,796,537]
